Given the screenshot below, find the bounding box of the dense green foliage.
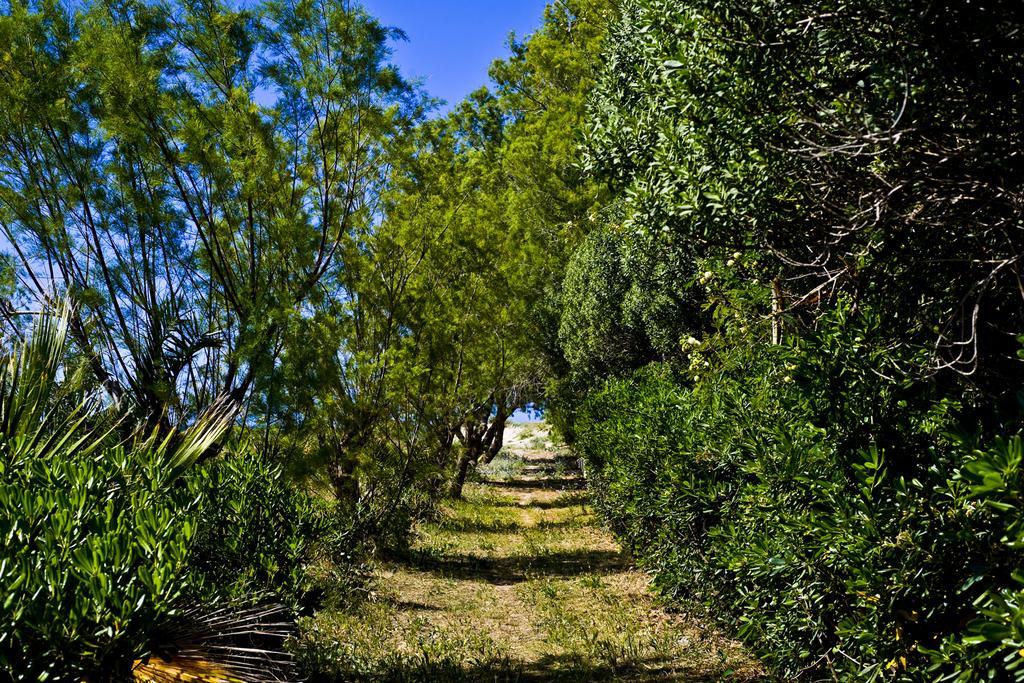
[4,0,1024,678]
[185,448,326,606]
[552,0,1024,680]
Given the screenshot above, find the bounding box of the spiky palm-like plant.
[0,305,298,682]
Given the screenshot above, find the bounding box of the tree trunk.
[436,422,459,466]
[449,416,487,498]
[448,449,473,499]
[479,406,508,465]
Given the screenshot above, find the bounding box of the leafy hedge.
[575,336,1024,680]
[553,0,1024,679]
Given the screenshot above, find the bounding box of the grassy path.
[301,424,762,682]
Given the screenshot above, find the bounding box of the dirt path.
[302,423,762,682]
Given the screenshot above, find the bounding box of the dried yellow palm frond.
[133,656,245,683]
[133,602,299,683]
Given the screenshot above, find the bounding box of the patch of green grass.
[526,435,548,450]
[519,575,678,669]
[474,450,526,481]
[297,440,763,682]
[432,490,523,534]
[295,604,523,682]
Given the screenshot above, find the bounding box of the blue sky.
[362,1,551,113]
